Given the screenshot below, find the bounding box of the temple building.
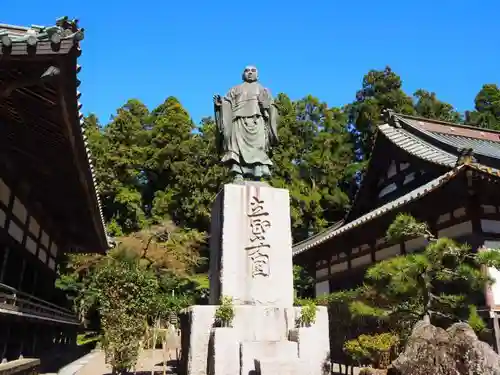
[293,111,500,346]
[0,18,108,363]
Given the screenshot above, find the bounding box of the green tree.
[86,256,158,374]
[272,94,359,241]
[84,100,150,235]
[348,66,415,158]
[351,213,500,341]
[413,89,462,123]
[466,84,500,130]
[293,265,314,298]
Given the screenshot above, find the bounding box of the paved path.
[73,350,174,375]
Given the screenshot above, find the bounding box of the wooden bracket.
[0,65,60,98]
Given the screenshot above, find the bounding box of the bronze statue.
[213,66,278,181]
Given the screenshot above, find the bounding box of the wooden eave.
[0,19,108,253]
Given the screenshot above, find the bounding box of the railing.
[0,283,79,325]
[0,358,40,375]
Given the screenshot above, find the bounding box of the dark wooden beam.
[0,39,74,57]
[0,65,60,98]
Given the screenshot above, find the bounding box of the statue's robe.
[214,81,278,178]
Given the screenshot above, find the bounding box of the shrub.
[344,333,399,369]
[297,299,317,327]
[214,296,235,327]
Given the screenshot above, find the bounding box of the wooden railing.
[0,358,40,375]
[0,283,78,325]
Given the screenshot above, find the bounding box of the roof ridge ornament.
[455,148,476,166]
[381,109,401,128]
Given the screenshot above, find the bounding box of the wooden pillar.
[0,247,9,282]
[18,321,25,359]
[1,324,10,361]
[31,325,37,357]
[17,258,26,290]
[492,311,500,354]
[31,269,38,295]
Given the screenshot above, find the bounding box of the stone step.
[241,341,299,375]
[258,357,310,375]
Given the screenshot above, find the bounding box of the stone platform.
[183,305,330,375]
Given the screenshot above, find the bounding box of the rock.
[389,320,500,375]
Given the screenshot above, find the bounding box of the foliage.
[293,264,314,298]
[466,84,500,130]
[315,289,383,366]
[350,213,500,348]
[76,331,101,346]
[343,333,399,368]
[214,296,235,327]
[297,299,317,327]
[413,89,462,123]
[348,66,415,158]
[87,258,158,374]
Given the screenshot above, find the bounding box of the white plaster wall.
[481,220,500,234]
[316,267,328,278]
[387,161,397,178]
[12,198,27,224]
[26,237,37,255]
[351,253,371,268]
[29,216,40,238]
[376,244,400,261]
[0,177,59,271]
[489,267,500,307]
[405,236,427,253]
[0,178,10,205]
[0,208,5,228]
[379,183,397,198]
[438,221,472,238]
[330,261,347,274]
[403,172,415,184]
[315,280,329,297]
[40,231,50,248]
[8,221,23,243]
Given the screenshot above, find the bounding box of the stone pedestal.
[209,182,294,307]
[183,305,330,375]
[184,183,330,375]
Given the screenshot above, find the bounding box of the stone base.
[208,182,294,307]
[182,305,330,375]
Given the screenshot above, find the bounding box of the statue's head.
[242,65,258,82]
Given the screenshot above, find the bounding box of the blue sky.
[3,1,499,125]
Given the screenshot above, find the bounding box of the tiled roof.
[0,17,83,48]
[292,166,464,256]
[396,115,500,162]
[378,124,457,166]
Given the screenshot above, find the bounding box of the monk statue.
[213,66,279,182]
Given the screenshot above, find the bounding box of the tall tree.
[94,99,150,235]
[413,89,461,123]
[272,94,358,241]
[465,84,500,130]
[143,98,228,235]
[349,66,415,158]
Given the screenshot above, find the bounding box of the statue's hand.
[213,94,222,107]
